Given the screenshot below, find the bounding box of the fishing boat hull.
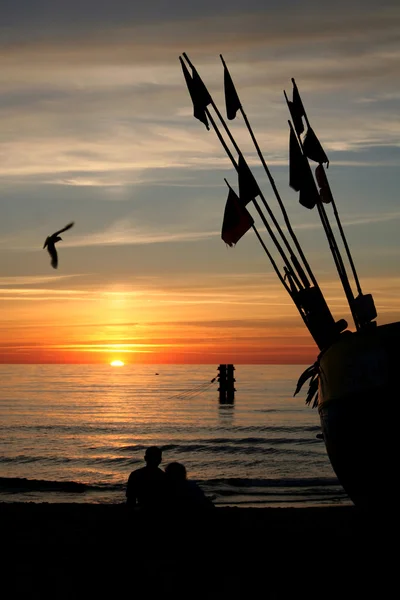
[318,321,400,510]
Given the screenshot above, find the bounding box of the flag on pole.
[221,186,254,246]
[289,128,305,192]
[238,155,260,205]
[222,60,241,120]
[287,80,305,136]
[289,128,319,209]
[315,165,333,204]
[299,173,320,210]
[192,66,212,106]
[179,57,211,130]
[303,127,329,165]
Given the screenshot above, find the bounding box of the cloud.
[0,274,81,286]
[0,288,90,297]
[2,1,399,60]
[1,2,399,186]
[63,221,219,247]
[1,1,399,363]
[0,219,220,251]
[292,210,400,231]
[32,208,400,250]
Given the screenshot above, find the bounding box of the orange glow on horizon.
[0,293,322,363]
[5,277,396,365]
[0,338,319,365]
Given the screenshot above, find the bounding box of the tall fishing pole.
[179,54,345,350]
[287,117,360,331]
[220,54,317,290]
[287,79,362,293]
[179,55,304,293]
[223,179,296,298]
[315,164,363,296]
[285,78,377,330]
[182,52,307,292]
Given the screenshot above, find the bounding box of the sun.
[110,360,124,367]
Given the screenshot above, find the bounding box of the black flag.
[289,128,305,192]
[221,186,254,246]
[299,173,320,210]
[180,57,211,130]
[287,80,305,136]
[238,155,260,205]
[303,127,329,165]
[315,165,333,204]
[289,128,319,210]
[222,59,241,120]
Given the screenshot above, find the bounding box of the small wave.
[0,455,77,465]
[118,438,318,454]
[195,437,314,445]
[0,476,126,494]
[203,476,340,488]
[0,477,87,493]
[0,475,341,495]
[119,443,282,455]
[0,424,321,436]
[215,496,346,505]
[214,424,321,434]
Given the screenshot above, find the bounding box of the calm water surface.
[0,364,350,506]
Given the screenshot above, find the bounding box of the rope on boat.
[167,377,217,400]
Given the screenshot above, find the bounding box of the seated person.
[164,462,214,510]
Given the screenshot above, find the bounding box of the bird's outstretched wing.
[43,236,50,249]
[53,222,74,237]
[47,243,58,269]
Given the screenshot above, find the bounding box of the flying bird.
[43,222,74,269]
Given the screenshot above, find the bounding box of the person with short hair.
[126,446,166,508]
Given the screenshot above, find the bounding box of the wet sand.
[2,503,394,599]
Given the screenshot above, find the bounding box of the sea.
[0,364,351,507]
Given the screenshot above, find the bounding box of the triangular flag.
[289,128,306,192]
[299,176,320,210]
[192,66,212,108]
[289,128,319,209]
[223,62,241,120]
[221,186,254,246]
[288,81,305,136]
[315,165,333,204]
[303,127,329,165]
[179,57,210,130]
[238,155,260,205]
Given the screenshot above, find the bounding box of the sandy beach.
[2,503,394,599]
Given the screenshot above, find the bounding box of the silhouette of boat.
[180,53,398,510]
[316,321,399,510]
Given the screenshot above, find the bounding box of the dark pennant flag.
[180,57,211,130]
[287,80,305,136]
[289,128,305,192]
[303,127,329,165]
[221,186,254,246]
[238,155,261,205]
[289,128,319,209]
[222,60,241,120]
[315,165,333,204]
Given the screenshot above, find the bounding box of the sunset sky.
[1,0,399,364]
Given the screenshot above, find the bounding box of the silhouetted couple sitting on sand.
[126,446,214,510]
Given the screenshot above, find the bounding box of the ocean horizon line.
[0,362,312,366]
